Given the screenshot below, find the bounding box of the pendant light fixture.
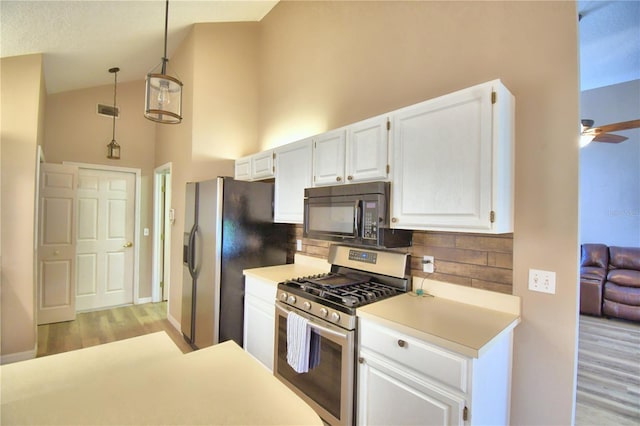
[107,67,121,160]
[144,0,183,124]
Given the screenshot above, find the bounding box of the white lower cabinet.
[243,276,277,371]
[357,317,513,425]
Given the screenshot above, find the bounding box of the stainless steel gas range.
[274,245,410,426]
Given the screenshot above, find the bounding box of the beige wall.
[0,54,45,358]
[257,1,580,424]
[44,80,157,300]
[157,23,261,325]
[191,23,260,179]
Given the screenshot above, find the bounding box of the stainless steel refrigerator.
[181,177,288,349]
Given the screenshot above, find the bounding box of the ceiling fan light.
[580,133,595,148]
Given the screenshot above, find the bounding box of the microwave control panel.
[362,201,378,239]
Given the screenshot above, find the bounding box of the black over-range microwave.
[303,181,412,248]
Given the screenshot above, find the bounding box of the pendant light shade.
[144,0,183,124]
[107,67,121,159]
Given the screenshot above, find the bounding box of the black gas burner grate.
[283,276,399,308]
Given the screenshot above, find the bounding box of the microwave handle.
[354,200,362,237]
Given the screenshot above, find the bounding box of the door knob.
[123,241,133,248]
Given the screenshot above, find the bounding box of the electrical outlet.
[423,255,434,273]
[296,239,302,251]
[528,269,556,294]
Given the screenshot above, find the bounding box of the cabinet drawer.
[359,320,469,393]
[245,277,277,302]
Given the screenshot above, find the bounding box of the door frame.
[152,162,172,304]
[63,162,142,305]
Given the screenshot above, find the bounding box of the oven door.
[274,302,355,426]
[304,196,362,241]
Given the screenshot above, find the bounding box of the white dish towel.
[286,311,311,373]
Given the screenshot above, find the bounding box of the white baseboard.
[136,297,152,304]
[167,312,181,332]
[1,348,36,365]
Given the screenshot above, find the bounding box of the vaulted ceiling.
[1,1,638,94]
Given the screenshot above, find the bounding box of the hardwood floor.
[37,302,193,357]
[575,314,640,425]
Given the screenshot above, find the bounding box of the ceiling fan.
[580,119,640,146]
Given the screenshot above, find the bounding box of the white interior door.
[75,169,135,311]
[37,163,78,325]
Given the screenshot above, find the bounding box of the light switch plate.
[528,269,556,294]
[296,239,302,251]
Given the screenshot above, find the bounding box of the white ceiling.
[578,0,640,91]
[0,0,279,94]
[1,1,638,94]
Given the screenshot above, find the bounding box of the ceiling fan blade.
[593,133,628,143]
[597,119,640,134]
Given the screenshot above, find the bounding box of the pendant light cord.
[109,67,119,141]
[161,0,169,74]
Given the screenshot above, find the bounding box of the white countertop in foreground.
[357,279,521,358]
[1,333,322,426]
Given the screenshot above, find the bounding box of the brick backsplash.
[288,225,514,294]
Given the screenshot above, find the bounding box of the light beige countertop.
[243,253,330,284]
[1,333,322,425]
[357,279,521,358]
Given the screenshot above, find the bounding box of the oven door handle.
[276,303,350,340]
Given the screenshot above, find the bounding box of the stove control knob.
[280,293,288,302]
[330,312,340,322]
[319,308,328,317]
[287,295,297,304]
[303,301,312,310]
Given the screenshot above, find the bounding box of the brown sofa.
[580,244,640,322]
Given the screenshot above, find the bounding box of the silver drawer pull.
[397,339,406,348]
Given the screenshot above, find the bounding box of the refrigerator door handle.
[188,224,198,279]
[192,224,201,278]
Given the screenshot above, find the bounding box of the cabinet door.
[358,350,465,426]
[313,128,346,186]
[274,138,313,223]
[235,156,251,181]
[391,81,508,232]
[347,116,389,183]
[251,150,274,180]
[244,294,276,371]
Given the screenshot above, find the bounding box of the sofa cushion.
[604,282,640,306]
[581,244,609,269]
[609,246,640,271]
[607,269,640,288]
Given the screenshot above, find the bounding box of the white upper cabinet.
[346,115,389,183]
[390,79,514,233]
[251,150,275,180]
[313,116,390,187]
[234,150,274,181]
[312,128,346,186]
[274,138,313,223]
[234,156,251,181]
